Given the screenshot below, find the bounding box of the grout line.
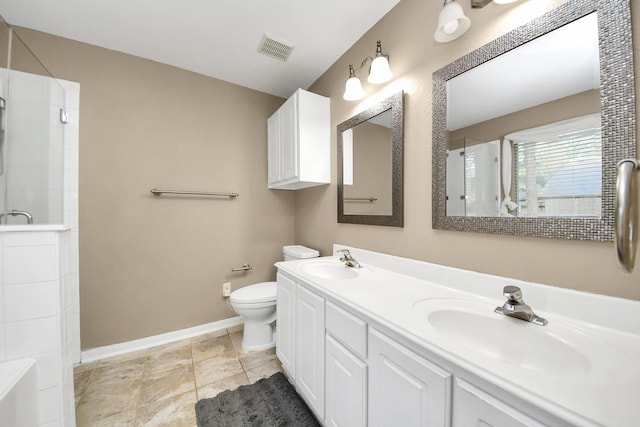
[74,366,95,408]
[132,355,149,426]
[191,336,200,402]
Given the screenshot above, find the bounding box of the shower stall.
[0,15,80,427]
[0,20,70,225]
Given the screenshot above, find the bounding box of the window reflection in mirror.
[445,12,601,218]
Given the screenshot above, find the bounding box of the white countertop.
[276,245,640,427]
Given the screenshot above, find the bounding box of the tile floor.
[73,326,282,426]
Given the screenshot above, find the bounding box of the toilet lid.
[230,281,277,304]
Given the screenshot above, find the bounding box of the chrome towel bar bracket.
[615,159,640,272]
[150,188,239,199]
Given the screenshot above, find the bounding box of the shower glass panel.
[0,15,67,225]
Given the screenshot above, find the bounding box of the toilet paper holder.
[231,264,252,272]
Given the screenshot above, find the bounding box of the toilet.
[230,245,319,351]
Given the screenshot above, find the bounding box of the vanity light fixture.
[434,0,471,43]
[471,0,519,7]
[435,0,521,43]
[343,40,392,101]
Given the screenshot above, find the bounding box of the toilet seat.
[230,281,277,305]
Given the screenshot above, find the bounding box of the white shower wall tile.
[0,230,77,426]
[50,80,64,104]
[0,326,5,361]
[34,351,62,390]
[9,97,49,125]
[63,168,78,192]
[3,281,59,322]
[4,316,60,358]
[1,230,59,246]
[8,70,48,102]
[39,385,62,425]
[2,245,58,285]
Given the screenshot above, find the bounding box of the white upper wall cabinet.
[268,89,330,190]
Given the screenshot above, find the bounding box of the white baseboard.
[79,316,243,364]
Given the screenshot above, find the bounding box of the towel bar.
[150,188,239,199]
[344,197,377,202]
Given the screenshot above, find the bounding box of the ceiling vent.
[257,33,295,62]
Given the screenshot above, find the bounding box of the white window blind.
[511,115,601,217]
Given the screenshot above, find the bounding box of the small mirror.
[432,0,636,240]
[338,91,403,226]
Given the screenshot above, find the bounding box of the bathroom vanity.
[275,245,640,426]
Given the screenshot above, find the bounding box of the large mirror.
[338,91,403,226]
[432,0,635,240]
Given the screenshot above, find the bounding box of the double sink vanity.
[275,245,640,426]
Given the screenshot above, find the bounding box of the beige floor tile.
[135,390,197,427]
[73,360,100,374]
[196,372,248,400]
[90,356,147,387]
[191,333,236,362]
[97,348,155,366]
[144,343,192,379]
[229,330,244,351]
[226,324,244,334]
[194,354,244,387]
[73,369,93,406]
[245,358,283,383]
[239,346,277,371]
[76,409,137,427]
[77,357,146,419]
[139,364,195,406]
[76,378,142,424]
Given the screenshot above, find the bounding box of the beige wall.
[449,89,600,150]
[299,0,640,302]
[13,28,293,349]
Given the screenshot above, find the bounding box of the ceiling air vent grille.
[257,34,295,62]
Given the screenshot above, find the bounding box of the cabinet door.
[276,273,296,378]
[369,329,452,427]
[296,284,325,420]
[267,111,281,185]
[453,379,545,427]
[279,94,298,182]
[326,334,367,427]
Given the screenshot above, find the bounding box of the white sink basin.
[412,298,632,377]
[299,260,359,280]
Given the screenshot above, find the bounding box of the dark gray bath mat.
[195,372,320,426]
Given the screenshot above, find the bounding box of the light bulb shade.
[434,0,471,43]
[368,56,392,84]
[493,0,519,4]
[343,76,364,101]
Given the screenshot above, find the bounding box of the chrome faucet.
[0,210,34,224]
[337,249,361,269]
[494,286,547,326]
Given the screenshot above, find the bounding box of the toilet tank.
[283,245,319,261]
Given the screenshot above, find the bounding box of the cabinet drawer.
[453,379,544,427]
[326,301,367,359]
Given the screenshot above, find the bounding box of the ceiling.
[0,0,401,99]
[448,12,600,131]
